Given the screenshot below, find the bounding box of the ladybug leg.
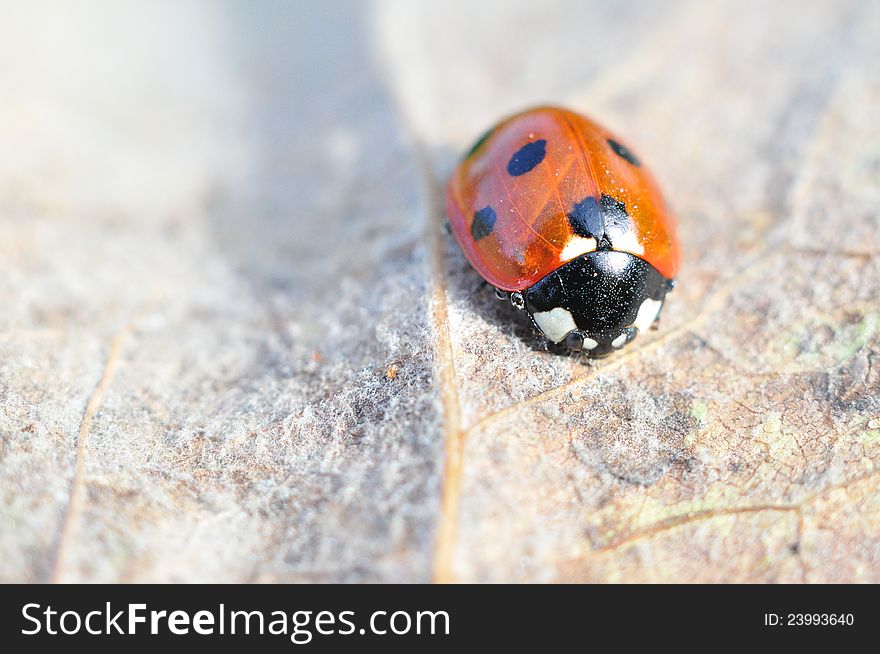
[650,314,661,331]
[491,286,527,312]
[649,286,673,330]
[509,292,526,311]
[534,333,552,351]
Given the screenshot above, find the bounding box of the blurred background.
[1,0,878,583]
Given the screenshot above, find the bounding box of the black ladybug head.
[523,250,672,356]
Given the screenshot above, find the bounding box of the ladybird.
[446,106,680,357]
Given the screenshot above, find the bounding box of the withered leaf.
[0,0,877,583]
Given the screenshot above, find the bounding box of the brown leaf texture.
[1,0,878,582]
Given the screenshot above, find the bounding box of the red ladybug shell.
[446,106,680,292]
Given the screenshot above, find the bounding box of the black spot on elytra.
[471,206,496,240]
[465,126,495,159]
[568,196,604,240]
[607,138,641,166]
[599,194,629,243]
[507,139,546,176]
[567,194,630,249]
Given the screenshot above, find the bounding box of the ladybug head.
[522,250,672,357]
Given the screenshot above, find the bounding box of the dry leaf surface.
[0,0,878,582]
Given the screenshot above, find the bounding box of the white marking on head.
[559,236,597,261]
[583,337,599,350]
[633,298,663,332]
[532,307,578,343]
[611,333,628,349]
